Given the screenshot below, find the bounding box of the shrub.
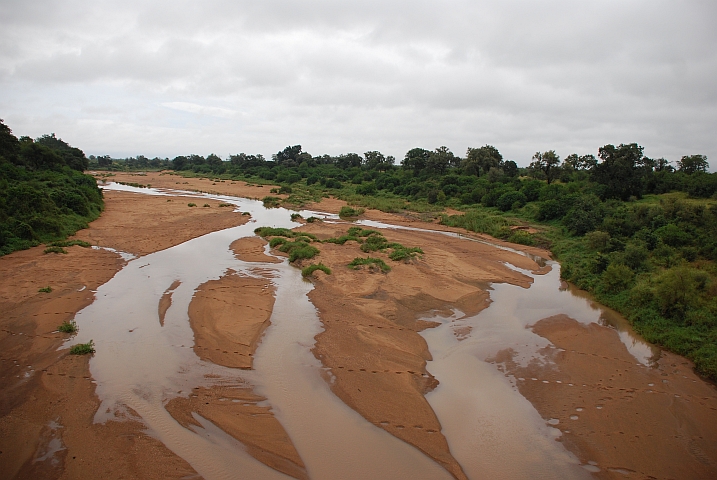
[38,286,52,293]
[262,196,281,208]
[70,340,95,355]
[58,320,77,333]
[187,203,197,207]
[306,216,320,223]
[290,213,303,221]
[242,212,251,216]
[601,263,634,293]
[339,206,365,218]
[277,240,320,262]
[585,231,611,250]
[218,203,233,207]
[302,263,332,277]
[388,245,423,261]
[348,257,391,272]
[44,246,67,254]
[269,237,287,248]
[203,204,210,207]
[496,191,527,212]
[48,240,91,248]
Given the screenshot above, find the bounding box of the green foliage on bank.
[0,120,103,256]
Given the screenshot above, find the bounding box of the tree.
[363,151,394,171]
[206,153,223,167]
[503,160,518,177]
[592,143,650,200]
[654,158,673,172]
[677,155,709,174]
[273,145,303,167]
[426,146,455,174]
[464,145,502,176]
[0,119,20,164]
[402,148,431,172]
[336,153,362,169]
[530,150,561,184]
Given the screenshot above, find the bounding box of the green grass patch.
[388,245,424,261]
[187,203,197,207]
[58,320,78,333]
[38,286,52,293]
[218,203,234,207]
[48,240,91,248]
[348,256,391,272]
[302,263,332,277]
[277,240,320,262]
[70,340,95,355]
[44,246,67,254]
[339,206,365,218]
[262,196,281,208]
[306,216,320,223]
[290,213,303,221]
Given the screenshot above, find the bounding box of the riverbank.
[0,190,247,479]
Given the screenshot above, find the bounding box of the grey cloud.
[1,0,715,165]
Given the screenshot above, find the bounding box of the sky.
[1,0,715,167]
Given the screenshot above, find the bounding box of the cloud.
[161,102,237,119]
[1,0,715,165]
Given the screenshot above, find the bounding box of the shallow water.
[70,183,657,479]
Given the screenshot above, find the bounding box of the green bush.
[277,240,320,262]
[290,213,303,221]
[44,246,67,254]
[70,340,95,355]
[262,196,281,208]
[388,245,423,261]
[601,263,634,293]
[339,206,365,218]
[302,263,332,277]
[348,257,391,272]
[58,320,78,333]
[187,203,197,207]
[38,286,52,293]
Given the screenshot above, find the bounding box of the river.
[67,183,658,479]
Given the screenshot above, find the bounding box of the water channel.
[68,183,658,479]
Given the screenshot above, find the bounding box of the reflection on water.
[72,182,659,479]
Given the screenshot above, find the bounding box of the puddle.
[72,182,660,479]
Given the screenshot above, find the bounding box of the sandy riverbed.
[1,175,716,479]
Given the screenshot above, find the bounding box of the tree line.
[0,119,103,255]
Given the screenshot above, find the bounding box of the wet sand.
[292,222,545,479]
[497,315,717,479]
[0,190,247,479]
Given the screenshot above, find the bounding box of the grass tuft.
[44,246,67,254]
[302,263,332,277]
[348,257,391,273]
[70,340,95,355]
[58,320,78,333]
[38,286,53,293]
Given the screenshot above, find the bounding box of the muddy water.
[70,183,660,479]
[70,184,451,480]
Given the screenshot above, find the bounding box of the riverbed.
[1,177,716,480]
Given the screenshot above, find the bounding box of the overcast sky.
[1,0,715,167]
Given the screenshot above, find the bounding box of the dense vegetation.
[0,120,103,256]
[122,143,715,380]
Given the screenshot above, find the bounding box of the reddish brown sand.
[288,221,546,480]
[0,191,247,479]
[188,270,276,369]
[495,315,717,479]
